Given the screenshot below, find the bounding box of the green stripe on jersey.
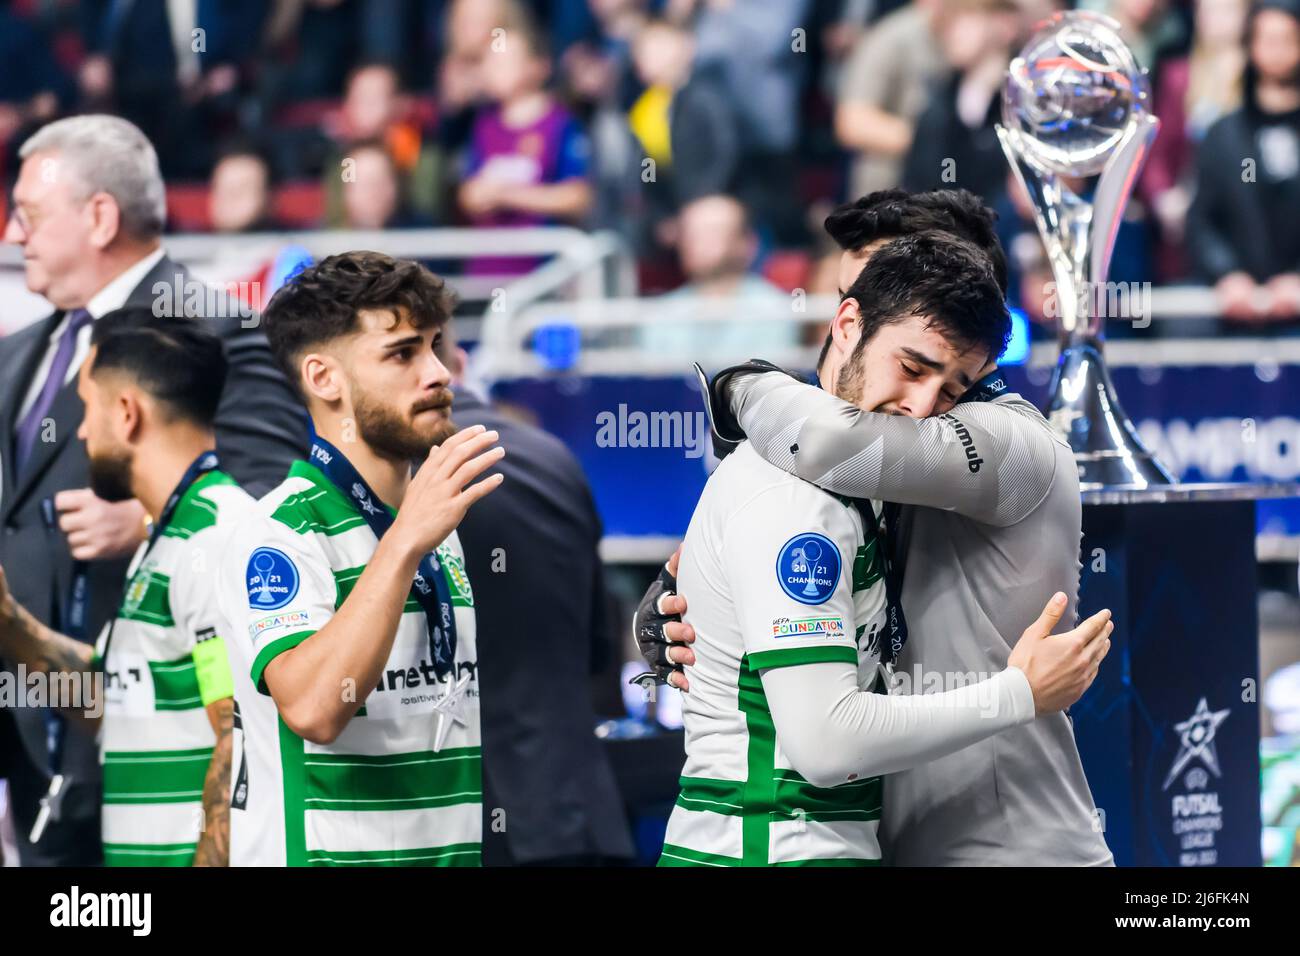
[661,655,884,866]
[102,746,212,804]
[119,568,173,627]
[270,472,369,538]
[148,656,204,710]
[747,645,857,670]
[161,471,234,539]
[738,654,778,865]
[335,566,423,614]
[304,844,481,867]
[675,771,881,824]
[658,843,741,867]
[852,539,884,593]
[103,842,198,866]
[302,747,482,812]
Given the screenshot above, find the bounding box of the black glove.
[694,359,795,459]
[628,561,684,689]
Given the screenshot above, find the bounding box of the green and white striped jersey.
[95,470,249,866]
[660,442,888,867]
[222,459,481,867]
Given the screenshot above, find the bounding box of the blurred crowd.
[2,0,1299,333]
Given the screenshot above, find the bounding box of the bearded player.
[221,252,503,866]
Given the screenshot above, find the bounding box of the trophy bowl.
[1003,12,1150,178]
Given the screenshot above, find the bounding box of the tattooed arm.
[0,565,100,727]
[192,697,233,867]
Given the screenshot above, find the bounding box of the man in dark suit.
[436,333,633,866]
[77,0,268,178]
[0,114,307,865]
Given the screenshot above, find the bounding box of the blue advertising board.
[492,363,1300,542]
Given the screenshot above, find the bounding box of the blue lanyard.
[307,436,457,680]
[148,450,220,550]
[960,368,1008,405]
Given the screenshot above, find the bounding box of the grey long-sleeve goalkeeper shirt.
[728,369,1114,866]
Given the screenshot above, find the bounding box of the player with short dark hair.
[0,306,247,866]
[221,251,503,866]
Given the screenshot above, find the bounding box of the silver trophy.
[997,10,1173,489]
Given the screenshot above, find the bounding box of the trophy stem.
[1045,338,1174,489]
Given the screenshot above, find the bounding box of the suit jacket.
[0,254,307,864]
[450,390,633,864]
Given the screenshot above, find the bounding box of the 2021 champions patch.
[776,532,841,605]
[246,547,300,611]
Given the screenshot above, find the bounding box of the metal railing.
[0,227,638,346]
[482,287,1300,382]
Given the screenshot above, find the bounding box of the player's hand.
[1007,592,1113,716]
[391,425,504,558]
[54,490,147,561]
[629,544,696,692]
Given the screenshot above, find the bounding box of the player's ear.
[830,297,862,354]
[117,384,145,444]
[300,352,345,405]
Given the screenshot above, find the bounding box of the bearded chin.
[355,394,456,462]
[89,450,135,502]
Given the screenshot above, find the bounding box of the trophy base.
[1044,341,1175,492]
[1071,448,1175,491]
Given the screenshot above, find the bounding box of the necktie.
[14,309,93,476]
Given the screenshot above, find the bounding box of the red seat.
[272,181,324,229]
[166,184,211,232]
[165,181,324,232]
[273,98,342,130]
[762,250,813,293]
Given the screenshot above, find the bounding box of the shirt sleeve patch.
[246,547,300,610]
[770,615,846,639]
[775,532,842,605]
[249,610,313,644]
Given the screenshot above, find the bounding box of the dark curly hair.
[843,230,1011,364]
[825,188,1008,295]
[262,251,456,397]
